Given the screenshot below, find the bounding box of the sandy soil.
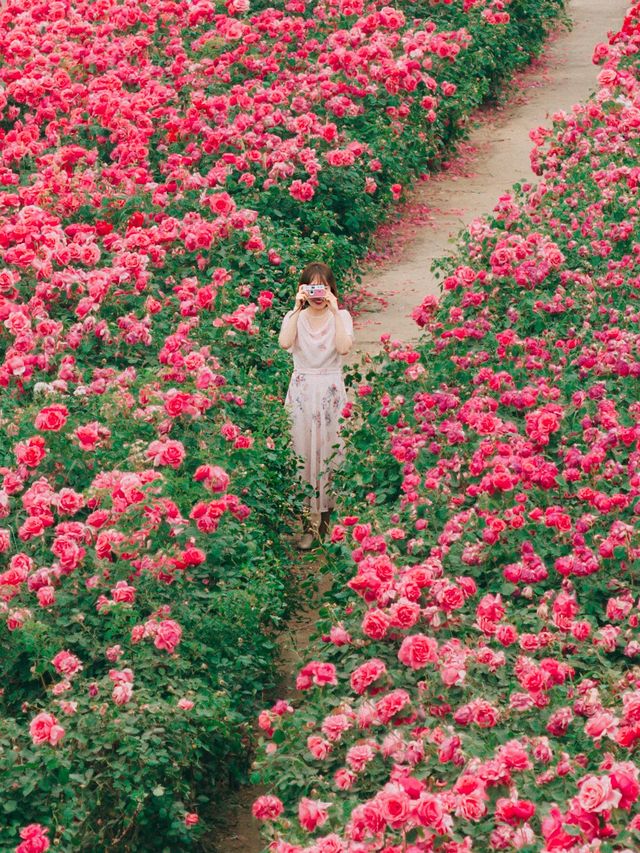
[211,1,629,849]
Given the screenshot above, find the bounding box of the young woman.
[278,262,354,549]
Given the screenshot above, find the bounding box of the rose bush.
[255,6,640,852]
[0,0,564,848]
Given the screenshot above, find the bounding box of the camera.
[303,284,326,297]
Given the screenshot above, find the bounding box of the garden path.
[348,0,630,358]
[213,0,629,849]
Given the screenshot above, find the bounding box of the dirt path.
[349,0,629,357]
[211,1,627,849]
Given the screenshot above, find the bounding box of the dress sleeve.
[280,310,295,353]
[339,309,354,340]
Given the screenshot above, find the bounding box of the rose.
[350,658,387,694]
[154,619,182,654]
[375,689,410,724]
[298,797,331,832]
[415,793,452,834]
[50,537,85,573]
[37,587,55,607]
[51,650,82,678]
[388,598,421,628]
[334,768,356,790]
[307,736,332,760]
[296,661,337,689]
[106,645,123,662]
[577,775,622,813]
[495,797,536,825]
[361,608,390,640]
[111,581,136,603]
[29,712,65,746]
[112,682,133,705]
[194,465,230,492]
[610,762,640,809]
[55,488,85,515]
[34,404,68,431]
[321,713,352,742]
[16,824,50,853]
[398,634,438,669]
[15,437,46,467]
[455,794,486,822]
[378,785,411,829]
[146,439,186,468]
[252,795,284,821]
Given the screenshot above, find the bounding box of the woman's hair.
[298,262,338,298]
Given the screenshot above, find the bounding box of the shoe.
[296,532,315,551]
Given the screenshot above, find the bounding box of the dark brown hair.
[298,262,338,298]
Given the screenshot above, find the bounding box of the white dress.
[281,307,354,514]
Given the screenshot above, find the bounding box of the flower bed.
[0,0,563,848]
[254,6,640,852]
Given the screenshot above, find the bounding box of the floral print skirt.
[284,369,347,514]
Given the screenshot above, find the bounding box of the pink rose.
[37,587,56,607]
[398,634,438,669]
[334,768,356,790]
[307,735,332,760]
[346,743,376,771]
[350,658,387,695]
[415,793,451,833]
[577,775,622,813]
[361,608,390,640]
[16,823,50,853]
[388,598,421,629]
[111,580,136,603]
[184,812,199,827]
[146,439,186,469]
[54,488,85,515]
[296,661,337,690]
[375,689,410,724]
[15,436,46,468]
[29,712,65,746]
[112,682,133,705]
[298,797,331,832]
[105,645,123,662]
[34,404,68,432]
[610,762,640,809]
[455,794,487,822]
[378,785,411,829]
[194,465,230,492]
[51,650,82,678]
[252,795,284,821]
[154,619,182,654]
[75,422,110,451]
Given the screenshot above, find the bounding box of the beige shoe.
[296,532,315,551]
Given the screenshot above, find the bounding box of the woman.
[278,262,354,550]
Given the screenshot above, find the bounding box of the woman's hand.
[294,286,307,312]
[324,290,339,314]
